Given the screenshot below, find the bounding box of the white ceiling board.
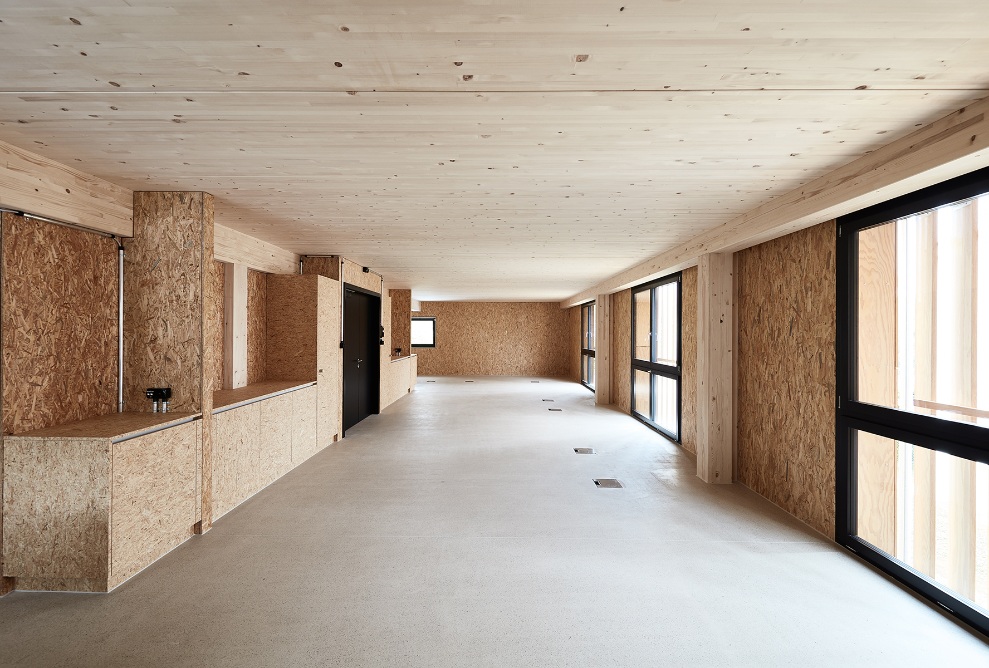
[0,1,987,299]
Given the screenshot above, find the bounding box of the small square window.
[411,317,436,347]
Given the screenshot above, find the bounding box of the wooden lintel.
[214,224,299,275]
[0,139,132,237]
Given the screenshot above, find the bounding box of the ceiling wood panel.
[0,1,987,299]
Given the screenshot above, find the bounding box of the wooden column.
[390,289,412,357]
[223,263,248,389]
[595,295,612,405]
[128,191,215,533]
[696,253,733,484]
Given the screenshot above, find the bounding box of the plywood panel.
[301,256,340,281]
[390,289,412,358]
[680,268,698,455]
[736,222,836,538]
[382,357,416,410]
[266,275,318,382]
[110,421,197,586]
[317,275,342,447]
[610,290,632,413]
[414,302,571,377]
[0,139,132,237]
[214,224,299,274]
[2,212,117,435]
[2,438,110,580]
[210,402,260,521]
[291,385,319,464]
[124,192,204,413]
[199,194,217,531]
[247,269,267,384]
[259,392,293,480]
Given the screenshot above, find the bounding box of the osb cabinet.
[2,414,199,592]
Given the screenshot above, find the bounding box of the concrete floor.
[1,377,987,667]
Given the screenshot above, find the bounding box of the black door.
[343,287,380,433]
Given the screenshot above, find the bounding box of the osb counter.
[2,412,201,593]
[213,380,315,413]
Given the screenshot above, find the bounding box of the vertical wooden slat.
[198,193,217,533]
[595,295,611,405]
[222,263,248,390]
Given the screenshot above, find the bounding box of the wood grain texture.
[317,275,342,446]
[414,302,572,377]
[207,260,225,393]
[210,402,261,521]
[736,222,836,538]
[125,192,205,413]
[594,296,612,405]
[247,269,267,385]
[11,411,198,440]
[259,392,293,480]
[343,259,383,295]
[110,421,197,587]
[213,381,314,411]
[265,274,318,382]
[198,193,217,531]
[680,267,698,455]
[214,224,299,274]
[390,289,412,357]
[2,438,111,580]
[222,263,248,389]
[567,306,581,383]
[382,356,416,410]
[610,290,632,413]
[291,385,319,464]
[301,256,339,281]
[696,253,734,484]
[2,212,117,436]
[0,139,132,237]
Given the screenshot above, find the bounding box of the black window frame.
[836,166,989,637]
[410,316,437,348]
[630,272,682,442]
[580,301,596,392]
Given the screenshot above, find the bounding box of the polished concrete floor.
[1,377,987,666]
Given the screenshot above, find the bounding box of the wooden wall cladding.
[414,302,571,377]
[265,275,318,382]
[109,421,197,588]
[125,192,206,413]
[1,212,118,435]
[610,290,632,413]
[213,224,299,275]
[3,438,111,582]
[301,255,339,281]
[735,221,836,539]
[211,386,318,521]
[198,196,216,530]
[680,267,698,455]
[316,276,341,446]
[247,269,267,384]
[382,356,417,410]
[390,289,412,357]
[342,259,382,294]
[208,260,225,393]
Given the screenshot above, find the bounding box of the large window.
[411,316,436,347]
[581,302,596,390]
[631,273,681,440]
[837,167,989,636]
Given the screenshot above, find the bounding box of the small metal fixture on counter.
[145,387,173,413]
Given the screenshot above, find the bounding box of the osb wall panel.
[208,260,225,393]
[211,402,261,520]
[1,213,117,435]
[415,302,571,377]
[301,255,339,280]
[125,192,205,413]
[110,421,197,586]
[259,392,293,481]
[266,275,318,382]
[736,221,836,539]
[680,267,698,455]
[317,276,341,446]
[383,356,415,410]
[610,289,632,413]
[390,289,412,357]
[2,438,110,579]
[291,385,319,464]
[247,269,267,384]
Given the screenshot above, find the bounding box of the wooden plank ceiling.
[0,1,987,300]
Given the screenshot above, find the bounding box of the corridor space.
[0,378,986,666]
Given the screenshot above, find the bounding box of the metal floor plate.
[574,448,595,454]
[593,478,623,488]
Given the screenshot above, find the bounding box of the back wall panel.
[415,302,571,377]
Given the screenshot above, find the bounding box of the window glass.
[411,317,435,347]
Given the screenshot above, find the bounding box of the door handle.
[355,358,363,368]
